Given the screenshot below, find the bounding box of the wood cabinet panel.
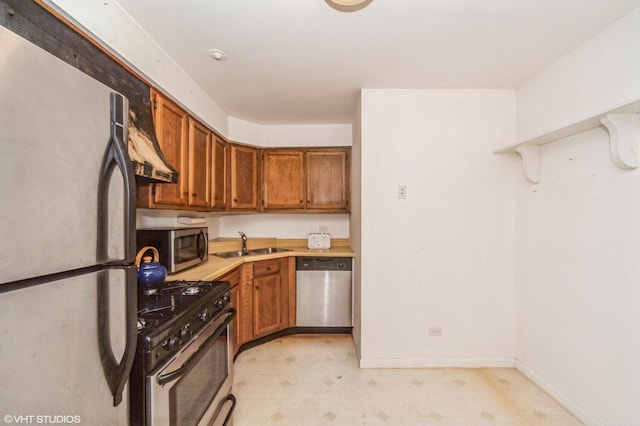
[253,273,283,338]
[306,149,349,210]
[211,137,228,210]
[239,264,254,347]
[230,144,259,210]
[286,257,296,327]
[262,150,305,210]
[147,90,188,207]
[187,118,211,208]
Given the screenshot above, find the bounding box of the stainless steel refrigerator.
[0,26,137,424]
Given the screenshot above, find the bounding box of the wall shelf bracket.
[600,113,639,170]
[515,145,541,184]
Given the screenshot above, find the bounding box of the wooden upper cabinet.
[187,118,211,209]
[145,90,188,207]
[138,90,227,212]
[230,144,259,210]
[211,137,228,210]
[306,149,350,211]
[262,150,305,210]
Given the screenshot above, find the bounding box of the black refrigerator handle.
[97,92,137,263]
[97,266,138,406]
[96,93,138,406]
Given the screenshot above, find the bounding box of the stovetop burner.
[137,280,228,334]
[182,286,201,296]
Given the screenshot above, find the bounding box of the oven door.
[147,308,236,426]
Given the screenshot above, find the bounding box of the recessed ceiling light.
[325,0,373,12]
[207,49,228,61]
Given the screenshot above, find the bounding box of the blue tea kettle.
[135,246,167,286]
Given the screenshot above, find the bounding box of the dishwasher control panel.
[296,257,352,271]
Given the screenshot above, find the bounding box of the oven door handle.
[157,308,236,386]
[220,394,236,426]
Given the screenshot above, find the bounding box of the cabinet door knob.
[192,193,198,197]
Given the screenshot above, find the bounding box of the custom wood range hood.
[1,0,178,184]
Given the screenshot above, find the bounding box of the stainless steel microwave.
[136,227,209,274]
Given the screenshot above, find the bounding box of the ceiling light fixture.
[207,48,228,61]
[325,0,373,12]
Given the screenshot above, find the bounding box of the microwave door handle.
[198,229,208,260]
[157,309,236,386]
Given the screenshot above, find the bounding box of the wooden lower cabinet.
[227,258,295,355]
[252,259,286,339]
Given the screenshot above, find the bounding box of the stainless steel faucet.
[239,231,248,253]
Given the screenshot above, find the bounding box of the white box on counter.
[307,233,331,249]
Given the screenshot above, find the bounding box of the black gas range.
[135,280,230,369]
[131,279,236,426]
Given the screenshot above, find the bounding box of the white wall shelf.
[494,98,640,183]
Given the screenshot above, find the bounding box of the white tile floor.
[232,334,583,426]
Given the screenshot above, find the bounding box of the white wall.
[514,128,640,425]
[228,117,352,147]
[350,98,363,355]
[218,214,350,239]
[359,89,516,367]
[516,7,640,142]
[512,7,640,425]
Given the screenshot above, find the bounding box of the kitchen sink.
[215,247,291,258]
[248,247,291,255]
[214,250,247,258]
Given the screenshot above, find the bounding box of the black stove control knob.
[179,326,192,341]
[199,309,210,322]
[162,336,181,352]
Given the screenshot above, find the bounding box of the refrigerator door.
[0,26,132,284]
[0,269,131,424]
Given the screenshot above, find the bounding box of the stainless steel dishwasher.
[296,257,353,327]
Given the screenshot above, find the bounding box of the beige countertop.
[166,238,354,282]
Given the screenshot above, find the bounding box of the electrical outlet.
[428,327,443,337]
[319,225,328,233]
[398,185,407,199]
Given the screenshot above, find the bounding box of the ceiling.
[115,0,640,125]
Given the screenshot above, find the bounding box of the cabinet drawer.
[253,259,281,277]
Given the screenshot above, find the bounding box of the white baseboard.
[514,359,600,426]
[359,357,515,368]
